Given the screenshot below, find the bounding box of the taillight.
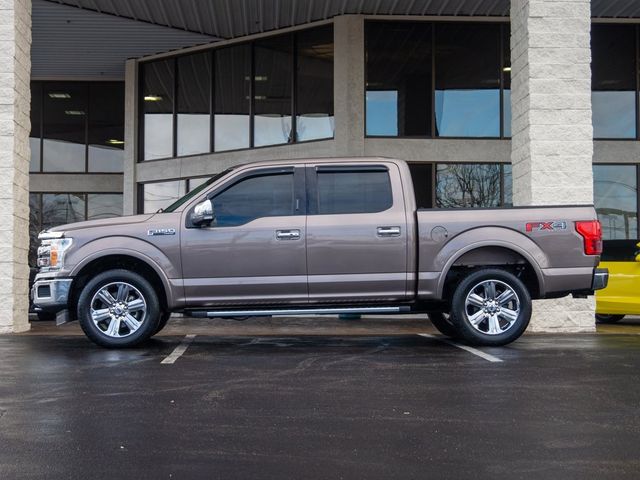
[575,220,602,255]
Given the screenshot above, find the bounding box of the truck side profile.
[32,158,608,348]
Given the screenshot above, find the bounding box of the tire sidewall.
[77,269,161,348]
[450,269,532,346]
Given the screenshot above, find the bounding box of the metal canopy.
[48,0,640,40]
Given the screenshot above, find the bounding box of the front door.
[305,163,409,303]
[181,166,307,307]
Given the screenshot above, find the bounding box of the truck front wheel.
[77,269,161,348]
[449,269,531,347]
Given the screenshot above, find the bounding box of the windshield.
[162,168,235,213]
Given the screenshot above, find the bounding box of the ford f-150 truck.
[32,158,608,348]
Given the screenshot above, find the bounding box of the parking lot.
[2,316,640,479]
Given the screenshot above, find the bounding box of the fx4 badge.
[525,221,567,232]
[148,228,176,236]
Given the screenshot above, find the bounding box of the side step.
[187,306,411,318]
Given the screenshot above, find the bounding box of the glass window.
[592,25,636,139]
[296,25,334,141]
[88,83,125,172]
[436,164,502,208]
[143,59,175,160]
[366,22,432,137]
[30,83,42,172]
[214,45,251,152]
[29,194,42,267]
[42,83,87,172]
[435,24,501,138]
[87,194,123,220]
[41,194,86,230]
[212,173,295,226]
[317,170,393,215]
[254,35,293,147]
[178,53,211,156]
[142,180,187,214]
[503,164,513,207]
[502,26,511,138]
[593,165,638,240]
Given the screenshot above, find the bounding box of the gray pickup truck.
[32,157,608,348]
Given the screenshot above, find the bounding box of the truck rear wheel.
[77,269,161,348]
[427,312,459,338]
[449,269,531,347]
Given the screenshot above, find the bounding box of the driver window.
[212,172,294,227]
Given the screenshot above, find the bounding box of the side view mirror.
[190,199,215,227]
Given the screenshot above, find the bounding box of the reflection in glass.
[436,164,502,208]
[143,181,187,214]
[42,194,85,230]
[30,83,42,172]
[178,53,211,156]
[503,164,513,207]
[593,165,637,240]
[317,171,393,215]
[435,24,500,137]
[366,22,432,137]
[87,194,123,220]
[592,25,636,139]
[254,34,293,147]
[502,26,511,138]
[296,25,334,141]
[143,59,174,160]
[42,84,87,171]
[88,83,124,172]
[29,194,41,267]
[215,45,251,152]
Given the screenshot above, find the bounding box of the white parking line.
[418,333,503,363]
[161,334,197,364]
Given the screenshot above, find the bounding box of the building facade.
[2,0,640,333]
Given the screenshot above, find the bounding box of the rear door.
[305,163,409,303]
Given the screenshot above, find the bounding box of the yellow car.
[595,240,640,323]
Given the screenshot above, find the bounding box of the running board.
[188,306,411,318]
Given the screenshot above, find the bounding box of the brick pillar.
[510,0,595,332]
[0,0,31,333]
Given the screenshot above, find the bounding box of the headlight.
[37,232,73,271]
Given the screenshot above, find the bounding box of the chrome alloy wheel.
[89,282,147,338]
[464,279,520,335]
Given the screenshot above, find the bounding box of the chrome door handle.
[377,226,401,237]
[276,229,301,240]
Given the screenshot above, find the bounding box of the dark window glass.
[436,164,502,208]
[592,25,636,139]
[143,180,187,214]
[178,53,211,156]
[593,165,638,240]
[502,25,511,138]
[30,83,42,172]
[366,22,432,137]
[408,163,433,209]
[503,164,512,207]
[214,45,251,152]
[87,194,123,220]
[143,59,174,160]
[29,194,42,267]
[317,170,393,214]
[41,194,85,230]
[42,83,87,171]
[212,173,294,226]
[296,25,334,141]
[435,24,501,137]
[88,83,124,172]
[254,35,293,147]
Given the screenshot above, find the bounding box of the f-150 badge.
[525,221,567,232]
[148,228,176,236]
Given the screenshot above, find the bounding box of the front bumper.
[31,277,72,311]
[592,268,609,291]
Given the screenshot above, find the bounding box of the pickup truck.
[32,157,608,348]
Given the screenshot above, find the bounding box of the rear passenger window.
[317,169,393,214]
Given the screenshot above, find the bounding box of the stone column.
[510,0,595,332]
[0,0,31,333]
[123,58,138,216]
[333,15,365,157]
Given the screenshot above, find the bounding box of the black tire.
[77,269,161,348]
[154,311,172,335]
[449,268,531,347]
[595,314,625,324]
[428,311,459,338]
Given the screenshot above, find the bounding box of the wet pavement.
[2,318,640,479]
